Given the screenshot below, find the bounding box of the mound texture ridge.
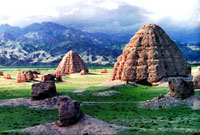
[56,50,88,75]
[111,24,191,85]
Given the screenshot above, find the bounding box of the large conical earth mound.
[111,24,191,85]
[56,50,88,75]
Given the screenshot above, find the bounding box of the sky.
[0,0,199,34]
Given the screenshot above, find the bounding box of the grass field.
[0,65,200,135]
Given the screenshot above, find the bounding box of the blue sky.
[0,0,199,34]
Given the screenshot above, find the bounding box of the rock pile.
[100,69,107,73]
[31,82,57,100]
[193,74,200,89]
[56,96,83,127]
[4,74,11,79]
[111,24,191,85]
[55,50,88,75]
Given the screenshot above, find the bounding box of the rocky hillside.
[0,22,199,66]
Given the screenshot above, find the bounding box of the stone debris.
[94,91,120,97]
[17,70,35,83]
[56,50,88,75]
[111,24,191,85]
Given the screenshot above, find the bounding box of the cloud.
[0,0,199,34]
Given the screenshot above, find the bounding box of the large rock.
[31,82,57,100]
[193,74,200,89]
[111,24,191,85]
[56,96,83,127]
[17,70,34,83]
[56,50,88,75]
[167,78,194,99]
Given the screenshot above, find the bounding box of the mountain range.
[0,22,199,66]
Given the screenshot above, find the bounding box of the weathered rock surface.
[31,82,57,100]
[17,70,34,83]
[56,96,83,127]
[0,71,3,76]
[193,74,200,89]
[4,74,11,79]
[41,74,56,82]
[56,50,88,75]
[100,69,107,73]
[167,78,194,99]
[111,24,191,85]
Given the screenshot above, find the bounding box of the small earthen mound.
[17,70,34,83]
[167,78,194,99]
[56,50,88,75]
[0,71,3,76]
[56,96,83,127]
[80,70,86,75]
[31,82,57,100]
[4,74,11,79]
[193,74,200,89]
[100,69,107,73]
[111,24,191,85]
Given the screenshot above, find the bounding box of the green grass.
[0,106,58,132]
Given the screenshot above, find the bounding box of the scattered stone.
[0,71,3,76]
[56,96,83,127]
[100,69,107,73]
[56,50,88,75]
[193,74,200,89]
[167,78,194,99]
[80,70,86,75]
[111,24,191,85]
[4,74,11,79]
[31,82,57,100]
[41,74,56,82]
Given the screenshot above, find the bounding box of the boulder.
[33,74,38,79]
[193,74,200,89]
[31,82,57,100]
[56,50,88,75]
[167,78,194,99]
[111,24,191,85]
[41,74,56,82]
[4,74,11,79]
[80,70,86,75]
[100,69,107,73]
[0,72,3,76]
[56,96,83,127]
